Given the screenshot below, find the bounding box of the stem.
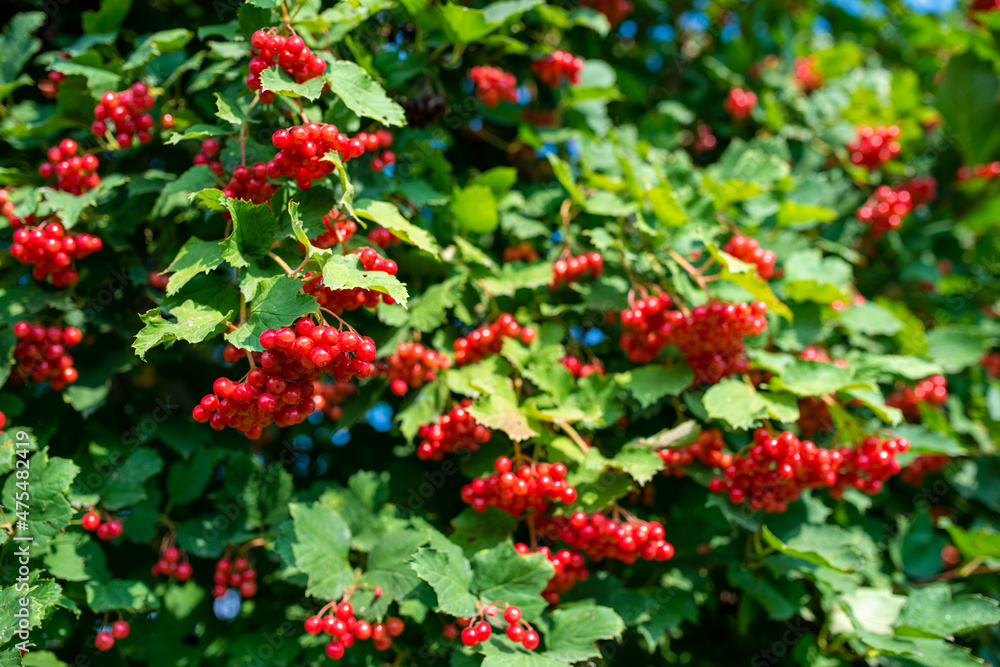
[668,249,712,299]
[527,513,537,550]
[268,252,297,276]
[320,307,358,333]
[558,421,590,453]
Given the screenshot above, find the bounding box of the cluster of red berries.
[582,0,634,25]
[303,599,403,659]
[540,512,674,563]
[11,220,102,286]
[900,454,950,486]
[248,29,327,104]
[560,355,604,379]
[301,247,398,313]
[903,175,937,207]
[95,621,130,652]
[692,122,718,153]
[457,604,539,650]
[957,161,1000,182]
[550,251,603,289]
[982,351,1000,378]
[856,186,913,237]
[708,429,844,512]
[313,209,357,248]
[514,543,589,605]
[708,430,843,512]
[416,399,490,461]
[831,436,909,497]
[470,66,518,107]
[618,292,675,363]
[12,321,82,389]
[221,162,278,209]
[192,320,377,439]
[379,341,452,396]
[38,54,69,98]
[354,129,396,173]
[659,428,730,476]
[0,188,28,227]
[81,510,123,541]
[887,375,948,421]
[799,344,847,367]
[312,381,356,422]
[151,545,193,582]
[192,137,225,177]
[531,51,584,87]
[723,235,775,279]
[91,82,156,147]
[848,125,901,169]
[269,124,362,189]
[723,88,758,120]
[504,241,539,263]
[793,55,823,92]
[454,314,536,365]
[461,458,577,516]
[37,139,100,194]
[367,226,399,248]
[212,553,257,599]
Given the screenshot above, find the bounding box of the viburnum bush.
[4,1,1000,666]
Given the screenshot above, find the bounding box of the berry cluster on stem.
[417,399,490,460]
[457,602,538,650]
[312,380,356,422]
[461,458,577,515]
[848,125,901,169]
[12,220,102,286]
[92,82,157,147]
[379,341,452,396]
[301,247,398,313]
[95,620,130,651]
[453,313,536,365]
[723,235,775,279]
[531,51,584,87]
[723,88,758,120]
[37,139,100,194]
[81,510,123,541]
[212,551,257,599]
[793,55,823,92]
[470,66,519,107]
[248,29,327,103]
[560,355,604,379]
[303,597,403,659]
[659,428,731,476]
[313,209,357,249]
[539,510,674,563]
[12,321,82,389]
[550,251,603,289]
[886,375,948,421]
[152,544,193,582]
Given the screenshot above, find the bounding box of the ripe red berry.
[111,620,130,639]
[95,631,115,651]
[81,511,101,531]
[460,626,479,646]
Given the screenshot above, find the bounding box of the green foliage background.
[1,0,1000,665]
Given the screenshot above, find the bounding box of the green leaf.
[43,533,110,583]
[123,28,193,70]
[439,3,500,43]
[165,124,230,145]
[648,185,689,226]
[584,444,664,485]
[782,250,852,303]
[939,519,1000,560]
[471,542,553,620]
[101,448,164,510]
[453,184,499,233]
[409,548,478,617]
[48,60,121,94]
[355,199,441,257]
[481,642,566,667]
[774,360,869,396]
[703,379,767,430]
[761,524,868,572]
[0,13,45,85]
[482,0,542,23]
[776,200,839,227]
[85,579,159,613]
[838,303,903,337]
[324,60,406,126]
[467,378,538,441]
[321,253,410,306]
[82,0,133,33]
[480,262,551,296]
[937,51,1000,164]
[615,364,692,408]
[544,602,625,662]
[219,199,278,266]
[926,327,992,373]
[225,275,317,350]
[133,301,231,360]
[165,237,225,295]
[289,500,353,600]
[353,529,430,617]
[895,584,1000,638]
[260,66,327,100]
[152,166,219,218]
